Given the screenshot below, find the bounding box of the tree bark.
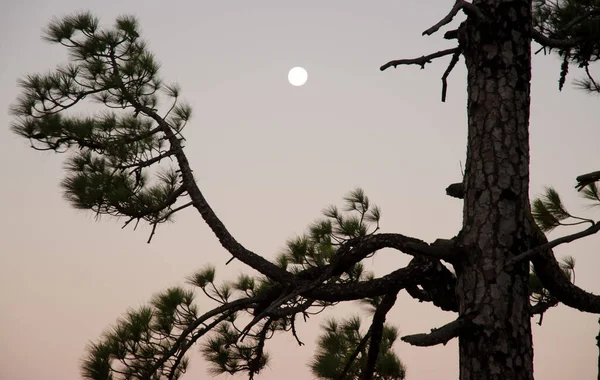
[457,0,535,379]
[597,318,600,380]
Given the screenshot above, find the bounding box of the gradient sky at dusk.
[1,1,600,379]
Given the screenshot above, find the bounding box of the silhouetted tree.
[10,2,600,379]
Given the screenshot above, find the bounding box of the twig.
[441,49,461,102]
[506,222,600,268]
[423,0,464,36]
[146,201,194,243]
[401,317,467,346]
[290,316,304,346]
[380,47,460,71]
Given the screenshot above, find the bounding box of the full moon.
[288,67,308,86]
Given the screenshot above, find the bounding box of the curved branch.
[531,29,584,49]
[529,231,600,314]
[307,256,455,306]
[401,317,467,347]
[108,51,294,284]
[332,233,463,271]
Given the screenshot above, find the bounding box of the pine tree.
[9,3,600,380]
[310,317,406,380]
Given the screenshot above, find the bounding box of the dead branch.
[423,0,488,36]
[441,49,461,102]
[446,182,464,199]
[401,317,467,347]
[380,47,460,71]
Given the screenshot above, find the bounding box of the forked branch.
[423,0,489,36]
[380,47,460,71]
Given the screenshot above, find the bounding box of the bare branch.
[507,222,600,268]
[380,47,460,71]
[423,0,488,36]
[441,49,461,102]
[401,317,467,347]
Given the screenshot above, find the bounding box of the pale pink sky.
[1,1,599,379]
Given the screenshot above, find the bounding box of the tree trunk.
[457,0,535,379]
[597,318,600,380]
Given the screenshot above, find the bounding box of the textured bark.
[457,0,535,379]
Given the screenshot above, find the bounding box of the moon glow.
[288,67,308,86]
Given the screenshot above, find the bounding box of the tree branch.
[529,229,600,314]
[576,170,600,191]
[446,182,464,199]
[331,233,463,272]
[361,293,398,380]
[423,0,488,36]
[401,317,467,347]
[441,49,461,102]
[148,296,260,376]
[336,332,371,380]
[531,29,585,49]
[380,47,460,71]
[108,51,294,284]
[307,256,455,308]
[507,222,600,268]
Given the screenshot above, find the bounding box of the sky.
[1,1,599,379]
